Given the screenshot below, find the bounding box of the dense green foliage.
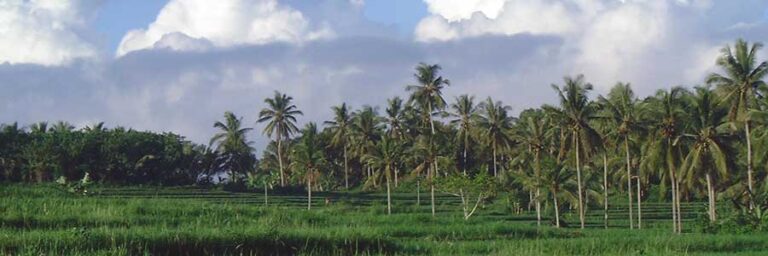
[0,122,211,185]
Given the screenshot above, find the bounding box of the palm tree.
[643,87,688,233]
[362,137,403,214]
[406,63,450,217]
[707,39,768,209]
[351,106,384,186]
[513,109,550,226]
[546,75,601,229]
[258,91,303,186]
[50,121,75,133]
[385,97,408,139]
[406,63,450,135]
[210,111,254,183]
[385,97,409,186]
[477,97,514,177]
[598,82,644,229]
[450,95,478,175]
[291,123,326,210]
[325,103,352,189]
[680,87,734,222]
[541,158,578,228]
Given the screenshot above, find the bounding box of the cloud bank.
[2,0,768,151]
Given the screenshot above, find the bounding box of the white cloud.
[116,0,334,57]
[0,0,97,65]
[415,0,768,91]
[423,0,507,21]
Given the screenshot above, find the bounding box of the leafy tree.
[437,172,497,220]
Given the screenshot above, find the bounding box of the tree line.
[2,39,767,231]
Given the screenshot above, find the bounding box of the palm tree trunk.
[636,177,642,229]
[603,154,609,229]
[625,136,634,229]
[746,122,754,210]
[575,135,585,229]
[536,188,541,227]
[706,173,715,222]
[463,133,468,176]
[493,141,498,177]
[431,181,436,217]
[428,101,435,135]
[553,188,561,228]
[344,144,349,189]
[264,180,269,206]
[417,180,421,206]
[676,182,683,232]
[307,173,312,210]
[387,167,392,215]
[277,134,285,187]
[395,167,399,187]
[671,170,678,233]
[535,151,542,227]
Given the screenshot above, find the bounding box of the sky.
[2,0,768,153]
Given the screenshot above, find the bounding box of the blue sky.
[95,0,170,51]
[3,0,768,148]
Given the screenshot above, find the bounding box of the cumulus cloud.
[3,0,768,153]
[0,0,99,65]
[416,0,768,92]
[116,0,335,56]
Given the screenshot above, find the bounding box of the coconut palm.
[325,103,352,189]
[642,87,689,233]
[545,75,601,229]
[541,158,578,228]
[450,95,478,175]
[477,97,514,178]
[291,123,326,210]
[50,121,75,133]
[210,111,254,183]
[385,97,410,186]
[707,39,768,209]
[406,63,450,135]
[385,97,408,139]
[513,109,551,226]
[362,137,403,214]
[351,106,384,185]
[258,91,303,186]
[680,87,734,222]
[406,63,450,216]
[597,82,645,229]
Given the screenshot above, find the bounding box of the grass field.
[1,184,767,255]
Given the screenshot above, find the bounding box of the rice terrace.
[4,0,768,255]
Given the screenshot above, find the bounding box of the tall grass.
[1,184,767,255]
